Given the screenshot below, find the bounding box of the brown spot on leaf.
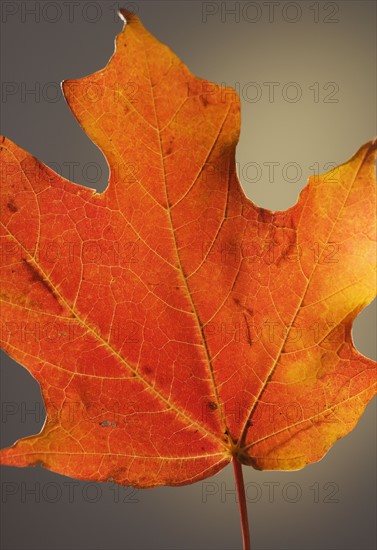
[258,209,272,224]
[200,95,209,107]
[233,297,253,317]
[7,200,17,213]
[23,259,47,284]
[243,313,252,346]
[22,259,61,305]
[208,401,217,411]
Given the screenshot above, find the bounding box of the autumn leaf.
[0,9,376,548]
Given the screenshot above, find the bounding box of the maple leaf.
[0,9,376,549]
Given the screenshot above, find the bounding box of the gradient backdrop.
[0,1,376,549]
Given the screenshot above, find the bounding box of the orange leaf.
[1,9,376,498]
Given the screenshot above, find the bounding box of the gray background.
[0,1,376,549]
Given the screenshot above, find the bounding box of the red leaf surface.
[1,10,376,492]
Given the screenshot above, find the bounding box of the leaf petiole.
[233,456,251,550]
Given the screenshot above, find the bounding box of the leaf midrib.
[141,35,229,433]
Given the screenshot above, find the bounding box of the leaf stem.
[232,456,251,550]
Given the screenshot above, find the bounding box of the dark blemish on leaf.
[208,401,217,411]
[258,209,272,224]
[243,313,252,346]
[223,430,230,443]
[164,138,174,156]
[234,297,253,319]
[22,259,61,306]
[7,200,17,212]
[143,365,152,375]
[101,420,117,427]
[200,95,209,107]
[23,259,49,285]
